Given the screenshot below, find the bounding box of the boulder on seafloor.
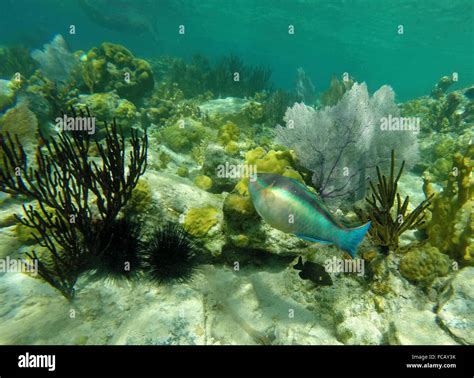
[437,267,474,345]
[386,309,457,345]
[199,97,261,128]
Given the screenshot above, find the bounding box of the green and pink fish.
[248,173,370,258]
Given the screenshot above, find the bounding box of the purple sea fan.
[276,82,418,202]
[31,34,78,84]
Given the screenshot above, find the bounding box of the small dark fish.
[464,87,474,100]
[293,256,333,286]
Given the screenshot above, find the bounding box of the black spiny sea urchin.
[142,222,199,283]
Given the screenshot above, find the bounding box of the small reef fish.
[293,256,333,286]
[248,173,371,258]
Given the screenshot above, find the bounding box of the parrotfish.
[248,173,370,258]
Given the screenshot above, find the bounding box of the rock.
[437,267,474,344]
[199,97,258,127]
[388,309,457,345]
[336,317,383,345]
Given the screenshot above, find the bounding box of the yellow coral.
[218,121,240,145]
[224,141,240,155]
[161,118,208,153]
[223,194,255,217]
[425,145,473,265]
[194,175,213,191]
[176,166,189,177]
[184,207,219,237]
[124,179,153,215]
[235,147,303,195]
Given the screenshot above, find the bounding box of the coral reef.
[399,244,450,286]
[276,83,418,201]
[362,150,432,253]
[80,42,154,101]
[0,108,148,299]
[423,145,473,265]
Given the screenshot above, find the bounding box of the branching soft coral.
[362,150,432,253]
[0,107,148,299]
[423,144,473,265]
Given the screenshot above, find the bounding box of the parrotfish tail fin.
[341,221,371,258]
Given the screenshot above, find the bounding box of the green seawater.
[1,0,473,99]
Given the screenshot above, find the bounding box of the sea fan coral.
[31,34,78,84]
[276,82,419,201]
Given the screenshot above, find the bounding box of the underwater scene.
[0,0,472,346]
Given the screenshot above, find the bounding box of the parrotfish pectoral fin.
[295,234,334,245]
[340,221,371,258]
